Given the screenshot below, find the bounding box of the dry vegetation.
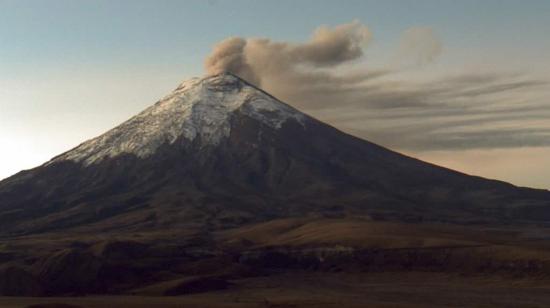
[3,217,550,306]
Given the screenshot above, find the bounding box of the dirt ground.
[2,271,550,308]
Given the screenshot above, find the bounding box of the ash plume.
[204,20,371,88]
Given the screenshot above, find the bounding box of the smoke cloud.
[204,37,260,86]
[204,20,371,87]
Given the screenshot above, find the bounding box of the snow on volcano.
[50,73,306,166]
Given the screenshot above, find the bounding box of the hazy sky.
[1,0,550,189]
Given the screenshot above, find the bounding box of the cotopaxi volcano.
[1,72,549,237]
[2,73,550,301]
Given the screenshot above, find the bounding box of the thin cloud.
[396,27,443,67]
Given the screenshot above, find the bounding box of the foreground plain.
[3,218,550,306]
[2,272,550,307]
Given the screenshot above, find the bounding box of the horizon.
[1,0,550,189]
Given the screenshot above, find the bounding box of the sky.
[1,0,550,188]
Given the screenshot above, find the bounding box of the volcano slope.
[1,73,550,305]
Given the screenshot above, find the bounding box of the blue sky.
[1,0,550,188]
[2,0,550,74]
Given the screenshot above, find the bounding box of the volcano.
[2,73,550,301]
[1,73,550,237]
